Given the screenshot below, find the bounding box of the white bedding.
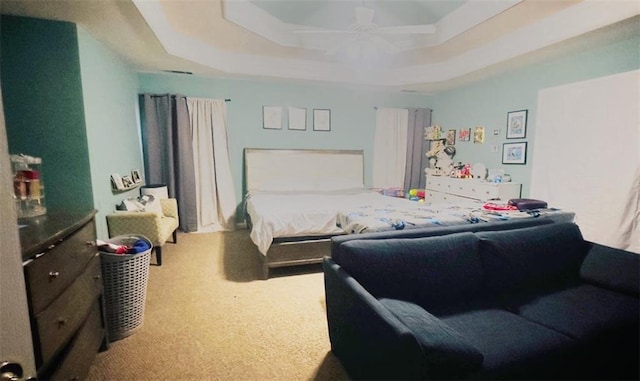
[246,189,411,255]
[246,189,577,255]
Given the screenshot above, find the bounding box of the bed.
[244,148,575,279]
[244,148,368,279]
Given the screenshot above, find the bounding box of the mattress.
[246,189,406,254]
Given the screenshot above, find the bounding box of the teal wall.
[1,16,94,212]
[77,27,143,239]
[3,14,637,232]
[431,32,640,197]
[138,74,434,204]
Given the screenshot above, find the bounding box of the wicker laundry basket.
[99,235,152,341]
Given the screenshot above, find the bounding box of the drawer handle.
[93,275,102,281]
[48,271,60,280]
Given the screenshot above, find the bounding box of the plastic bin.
[99,235,152,341]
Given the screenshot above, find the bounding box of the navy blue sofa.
[324,222,639,380]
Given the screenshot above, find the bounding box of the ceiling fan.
[293,5,436,56]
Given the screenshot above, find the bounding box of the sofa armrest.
[378,298,483,376]
[323,258,426,380]
[160,198,179,220]
[580,241,639,297]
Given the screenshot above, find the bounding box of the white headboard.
[244,148,365,193]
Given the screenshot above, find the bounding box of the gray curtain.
[404,108,432,190]
[139,94,198,232]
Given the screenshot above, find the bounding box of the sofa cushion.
[338,232,484,311]
[379,298,483,375]
[476,222,587,296]
[441,309,580,379]
[516,284,640,379]
[516,284,639,342]
[331,217,554,264]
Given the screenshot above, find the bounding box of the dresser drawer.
[427,190,476,203]
[426,176,521,202]
[25,219,97,314]
[34,254,103,367]
[455,182,500,200]
[48,299,105,381]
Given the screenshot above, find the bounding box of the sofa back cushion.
[476,222,587,296]
[331,218,555,264]
[338,232,484,310]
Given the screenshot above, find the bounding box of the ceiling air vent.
[163,70,193,75]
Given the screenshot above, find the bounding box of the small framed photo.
[474,126,485,144]
[263,106,282,130]
[121,175,133,188]
[446,129,456,145]
[131,169,142,183]
[506,109,528,139]
[458,128,471,142]
[288,107,307,131]
[502,142,528,164]
[111,174,124,190]
[313,109,331,131]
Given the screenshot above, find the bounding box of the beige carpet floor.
[86,229,350,380]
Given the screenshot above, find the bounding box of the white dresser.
[425,176,521,203]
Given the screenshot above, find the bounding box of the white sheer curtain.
[531,70,639,252]
[373,108,409,188]
[186,98,237,232]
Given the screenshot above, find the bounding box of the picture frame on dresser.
[502,142,528,164]
[506,109,528,139]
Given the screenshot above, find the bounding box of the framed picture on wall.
[313,109,331,131]
[288,107,307,131]
[446,129,456,145]
[502,142,527,164]
[121,175,133,188]
[110,174,124,190]
[458,128,471,142]
[506,109,528,139]
[131,169,142,183]
[263,106,283,130]
[474,126,485,144]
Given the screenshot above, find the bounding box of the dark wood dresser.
[20,210,108,380]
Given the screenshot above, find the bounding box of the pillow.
[116,195,162,216]
[141,195,163,216]
[117,198,144,212]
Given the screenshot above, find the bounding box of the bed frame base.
[261,238,332,280]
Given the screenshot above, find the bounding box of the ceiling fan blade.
[368,35,400,55]
[378,24,436,34]
[324,35,359,56]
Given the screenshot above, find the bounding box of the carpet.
[86,229,350,380]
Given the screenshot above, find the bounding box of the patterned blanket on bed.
[336,198,575,234]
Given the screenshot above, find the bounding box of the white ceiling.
[1,0,639,93]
